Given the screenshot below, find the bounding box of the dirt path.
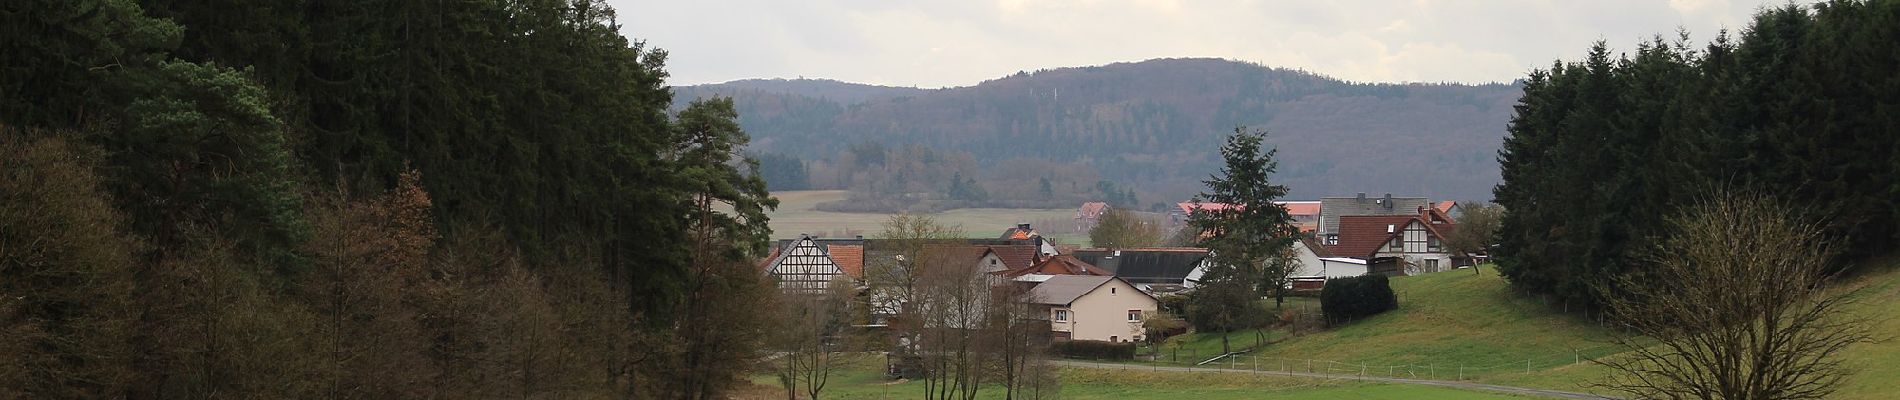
[1054,360,1617,399]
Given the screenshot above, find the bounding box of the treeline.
[3,0,773,398]
[775,140,1159,213]
[1494,0,1900,309]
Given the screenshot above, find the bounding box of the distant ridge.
[675,78,928,105]
[674,58,1522,202]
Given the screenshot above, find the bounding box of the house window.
[1127,310,1142,321]
[1110,287,1116,295]
[1428,237,1442,251]
[1054,309,1070,322]
[1326,234,1338,245]
[1426,258,1440,272]
[1388,237,1401,251]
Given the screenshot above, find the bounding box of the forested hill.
[675,58,1522,203]
[675,78,928,105]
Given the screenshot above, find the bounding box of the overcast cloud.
[613,0,1797,88]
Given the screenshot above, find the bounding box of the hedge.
[1320,274,1398,326]
[1050,340,1136,360]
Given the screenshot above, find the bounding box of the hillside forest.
[3,0,776,398]
[1494,0,1900,310]
[675,59,1522,212]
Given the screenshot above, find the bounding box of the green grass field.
[765,190,1087,244]
[735,357,1532,399]
[1149,263,1900,398]
[741,264,1900,399]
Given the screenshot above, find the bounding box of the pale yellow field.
[764,190,1088,244]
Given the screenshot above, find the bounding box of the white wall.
[1053,279,1156,342]
[1291,242,1368,278]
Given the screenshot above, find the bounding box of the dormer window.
[1325,234,1338,245]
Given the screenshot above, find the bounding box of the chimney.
[1356,192,1367,202]
[1382,193,1394,209]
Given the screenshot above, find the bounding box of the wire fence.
[1070,344,1629,382]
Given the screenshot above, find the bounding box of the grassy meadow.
[735,263,1900,399]
[1148,263,1900,398]
[731,357,1534,399]
[765,190,1089,243]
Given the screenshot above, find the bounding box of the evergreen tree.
[1187,127,1300,308]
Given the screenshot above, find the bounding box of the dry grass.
[765,190,1086,243]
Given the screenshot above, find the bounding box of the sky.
[613,0,1798,88]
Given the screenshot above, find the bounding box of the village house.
[998,254,1113,277]
[1318,193,1430,239]
[1285,238,1370,290]
[1322,206,1461,275]
[1070,248,1212,293]
[1074,201,1109,232]
[1024,275,1156,342]
[761,234,865,294]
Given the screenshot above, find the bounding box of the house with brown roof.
[1026,275,1156,342]
[999,254,1113,277]
[1075,202,1110,232]
[1321,207,1461,275]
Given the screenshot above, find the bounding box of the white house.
[1027,275,1157,343]
[1290,240,1369,279]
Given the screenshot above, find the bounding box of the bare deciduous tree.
[1594,191,1875,400]
[988,277,1058,400]
[916,246,992,400]
[1442,201,1502,274]
[868,214,961,375]
[1088,208,1162,249]
[773,276,859,400]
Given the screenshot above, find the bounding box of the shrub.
[1050,340,1136,360]
[1319,275,1398,326]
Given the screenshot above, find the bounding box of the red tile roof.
[758,247,781,271]
[1278,201,1322,216]
[1177,201,1240,215]
[1179,201,1319,217]
[1326,215,1418,258]
[988,245,1041,270]
[1434,201,1457,214]
[1077,202,1109,220]
[1326,207,1462,258]
[1003,254,1113,277]
[825,244,864,278]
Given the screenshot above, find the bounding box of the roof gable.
[1028,275,1155,305]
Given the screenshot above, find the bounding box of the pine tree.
[1187,127,1300,308]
